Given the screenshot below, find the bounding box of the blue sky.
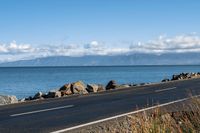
[0,0,200,62]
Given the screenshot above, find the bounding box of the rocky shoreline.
[1,72,200,105]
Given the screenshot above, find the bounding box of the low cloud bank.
[1,34,200,62]
[130,34,200,53]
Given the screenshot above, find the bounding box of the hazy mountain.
[0,53,200,66]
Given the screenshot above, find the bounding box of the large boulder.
[71,81,88,94]
[106,80,118,90]
[87,84,98,93]
[46,91,61,98]
[171,74,180,80]
[33,92,43,99]
[185,73,192,78]
[0,95,18,105]
[162,78,170,82]
[191,72,198,77]
[59,83,73,96]
[180,73,187,79]
[129,83,137,87]
[87,84,105,93]
[25,96,33,101]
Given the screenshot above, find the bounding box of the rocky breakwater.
[25,80,131,101]
[0,95,18,105]
[162,72,200,82]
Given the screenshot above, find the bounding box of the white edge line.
[155,87,177,92]
[51,95,200,133]
[10,105,74,117]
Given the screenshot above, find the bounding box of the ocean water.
[0,65,200,99]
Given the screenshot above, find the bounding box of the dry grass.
[128,109,200,133]
[75,97,200,133]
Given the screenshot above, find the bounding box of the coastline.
[1,65,200,99]
[1,72,200,106]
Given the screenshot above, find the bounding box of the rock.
[186,73,191,78]
[129,83,137,86]
[193,73,198,77]
[0,95,18,105]
[97,84,106,92]
[186,72,200,78]
[25,96,33,101]
[87,84,99,93]
[60,89,73,96]
[162,78,170,82]
[171,72,199,81]
[59,83,73,96]
[71,81,88,94]
[47,91,61,98]
[180,73,187,79]
[140,83,146,86]
[59,83,71,91]
[106,80,118,90]
[87,84,105,93]
[40,93,48,99]
[19,98,25,102]
[116,84,130,89]
[33,92,43,99]
[172,74,180,80]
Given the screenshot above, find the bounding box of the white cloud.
[1,34,200,62]
[84,41,102,49]
[0,41,35,54]
[0,45,8,53]
[130,34,200,53]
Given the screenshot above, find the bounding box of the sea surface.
[0,65,200,99]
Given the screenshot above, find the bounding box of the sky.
[0,0,200,62]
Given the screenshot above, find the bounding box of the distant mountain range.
[0,53,200,66]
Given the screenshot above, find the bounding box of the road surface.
[0,78,200,133]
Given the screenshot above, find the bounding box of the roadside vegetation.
[126,98,200,133]
[76,96,200,133]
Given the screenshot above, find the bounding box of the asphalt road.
[1,78,200,133]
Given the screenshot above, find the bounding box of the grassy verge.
[74,97,200,133]
[128,100,200,133]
